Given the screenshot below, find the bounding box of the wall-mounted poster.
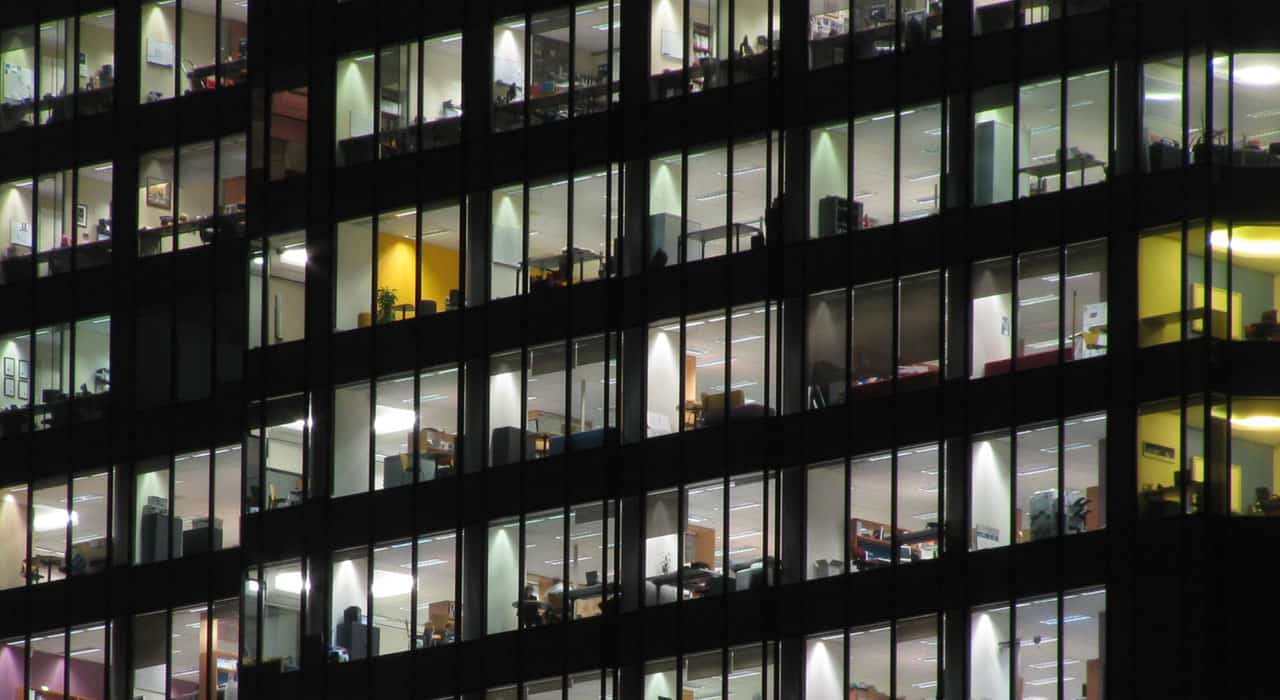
[147,38,175,67]
[3,357,12,378]
[3,378,12,398]
[146,178,171,209]
[10,221,32,248]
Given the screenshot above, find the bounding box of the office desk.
[0,85,113,127]
[526,247,603,287]
[36,238,113,275]
[1020,152,1106,193]
[647,566,716,595]
[187,58,248,92]
[686,222,761,260]
[1139,480,1203,517]
[138,211,247,255]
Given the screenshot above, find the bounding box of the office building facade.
[0,0,1270,697]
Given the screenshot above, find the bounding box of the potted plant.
[376,287,398,323]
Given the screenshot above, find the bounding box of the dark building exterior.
[3,0,1278,697]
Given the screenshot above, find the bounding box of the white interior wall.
[969,610,1011,700]
[970,439,1011,549]
[423,42,462,122]
[645,328,679,436]
[806,464,844,576]
[486,524,519,634]
[333,387,370,497]
[335,220,372,330]
[804,638,842,700]
[0,493,27,590]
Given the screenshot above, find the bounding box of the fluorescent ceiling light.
[33,506,78,532]
[1234,64,1280,87]
[1040,614,1091,625]
[352,54,375,63]
[1017,466,1056,477]
[69,648,101,657]
[592,21,621,30]
[1144,92,1181,102]
[374,406,415,434]
[1231,415,1280,430]
[94,164,113,172]
[695,190,738,202]
[371,570,414,598]
[439,35,462,44]
[272,571,309,594]
[279,247,308,267]
[1209,228,1280,256]
[907,172,939,182]
[394,209,416,218]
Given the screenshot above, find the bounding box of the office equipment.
[491,425,535,466]
[700,389,745,427]
[974,120,1014,205]
[334,605,379,659]
[183,517,225,556]
[139,496,183,563]
[818,196,862,237]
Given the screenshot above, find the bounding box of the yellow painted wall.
[1138,234,1183,345]
[376,234,460,313]
[1137,409,1180,490]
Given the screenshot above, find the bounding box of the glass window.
[1065,69,1109,190]
[645,318,682,437]
[68,621,110,696]
[416,530,458,646]
[809,122,849,239]
[1142,54,1186,172]
[491,184,524,299]
[1138,223,1194,347]
[1014,422,1059,543]
[417,365,459,480]
[173,449,212,557]
[258,560,305,670]
[1064,412,1105,531]
[137,136,246,258]
[270,86,309,180]
[528,177,570,291]
[563,334,617,449]
[525,342,566,460]
[854,111,894,229]
[245,395,309,512]
[131,610,168,697]
[968,604,1010,700]
[378,41,421,159]
[644,658,678,700]
[335,216,372,331]
[134,458,173,564]
[423,33,463,148]
[1066,239,1108,359]
[0,26,36,133]
[372,374,417,491]
[71,469,110,576]
[804,630,844,700]
[29,480,68,585]
[368,540,414,656]
[567,500,616,617]
[807,289,847,409]
[648,152,682,268]
[335,50,376,165]
[972,83,1014,206]
[1228,53,1280,168]
[899,271,943,390]
[807,461,844,579]
[574,1,622,114]
[1225,398,1280,515]
[492,15,526,133]
[0,177,35,282]
[572,166,621,283]
[140,0,247,102]
[971,257,1013,378]
[810,1,850,69]
[0,483,28,590]
[900,103,944,221]
[1016,248,1060,364]
[489,350,526,466]
[420,202,463,313]
[851,280,893,393]
[333,381,371,497]
[643,487,680,604]
[1137,397,1205,518]
[69,163,115,276]
[331,548,372,660]
[249,230,307,348]
[683,480,725,597]
[214,446,241,549]
[970,431,1012,549]
[1018,77,1062,197]
[80,11,117,116]
[486,517,520,634]
[523,508,566,626]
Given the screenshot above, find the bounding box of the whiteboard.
[660,29,683,60]
[2,63,34,103]
[146,38,175,67]
[10,221,32,248]
[494,56,523,88]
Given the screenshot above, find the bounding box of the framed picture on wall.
[3,357,12,377]
[76,203,88,228]
[3,377,12,398]
[16,380,27,401]
[18,359,28,381]
[146,177,171,209]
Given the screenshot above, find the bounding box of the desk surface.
[1020,153,1106,178]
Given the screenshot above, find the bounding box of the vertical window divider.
[1009,425,1018,547]
[365,542,375,660]
[408,534,419,651]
